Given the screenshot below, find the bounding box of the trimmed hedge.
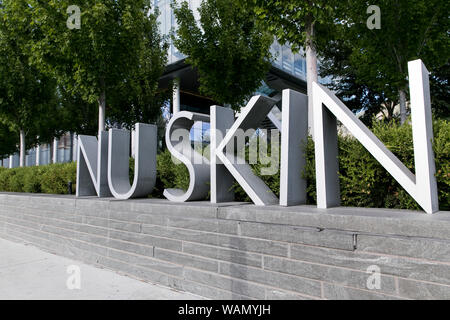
[0,118,448,210]
[0,163,76,195]
[308,118,450,211]
[235,118,450,211]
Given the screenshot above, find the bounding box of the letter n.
[313,59,438,213]
[76,132,112,197]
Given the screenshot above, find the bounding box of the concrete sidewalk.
[0,238,204,300]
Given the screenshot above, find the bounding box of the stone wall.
[0,193,449,300]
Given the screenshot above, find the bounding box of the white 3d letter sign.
[313,60,438,213]
[76,131,111,197]
[77,124,157,200]
[108,123,157,199]
[76,60,439,214]
[164,112,210,202]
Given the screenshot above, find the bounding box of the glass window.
[294,53,306,78]
[282,45,294,74]
[270,40,282,68]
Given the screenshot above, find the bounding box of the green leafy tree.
[107,12,170,129]
[319,38,398,125]
[0,0,60,167]
[253,0,337,127]
[429,62,450,119]
[0,122,17,161]
[57,88,99,137]
[30,0,168,134]
[172,0,273,109]
[334,0,449,124]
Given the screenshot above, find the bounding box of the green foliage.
[321,0,450,120]
[0,122,17,158]
[163,119,450,211]
[341,0,449,95]
[433,119,450,208]
[30,0,169,129]
[40,163,76,194]
[253,0,337,52]
[0,167,10,191]
[155,149,189,194]
[0,163,76,194]
[0,0,61,149]
[319,42,397,125]
[231,137,281,202]
[22,166,48,193]
[173,0,273,109]
[255,1,449,121]
[307,119,450,211]
[430,63,450,119]
[4,168,26,192]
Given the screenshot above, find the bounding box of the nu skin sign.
[76,60,439,214]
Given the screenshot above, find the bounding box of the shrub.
[155,150,189,197]
[307,118,449,211]
[22,166,48,193]
[227,118,450,211]
[0,162,76,194]
[40,163,76,194]
[0,167,12,191]
[8,168,27,192]
[433,119,450,210]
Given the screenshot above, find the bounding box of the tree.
[172,0,273,109]
[57,88,99,137]
[253,0,337,130]
[107,10,170,129]
[0,0,60,167]
[319,36,398,125]
[335,0,449,124]
[429,62,450,119]
[30,0,168,135]
[0,122,17,161]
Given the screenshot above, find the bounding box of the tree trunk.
[53,138,59,164]
[305,16,319,137]
[49,142,53,164]
[19,129,26,167]
[98,89,106,135]
[399,89,407,124]
[173,78,181,115]
[69,132,74,162]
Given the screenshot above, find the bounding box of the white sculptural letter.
[164,112,211,202]
[210,106,235,203]
[107,123,157,199]
[280,90,309,206]
[212,96,279,205]
[313,59,438,214]
[76,132,111,197]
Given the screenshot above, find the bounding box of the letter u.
[107,123,157,199]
